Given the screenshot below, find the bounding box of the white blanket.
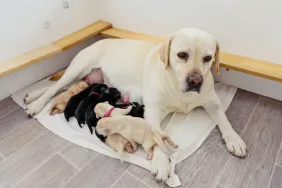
[12,78,236,187]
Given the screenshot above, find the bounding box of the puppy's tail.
[152,132,178,156]
[116,143,124,163]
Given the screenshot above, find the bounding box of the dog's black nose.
[187,74,203,92]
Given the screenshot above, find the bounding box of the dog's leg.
[25,47,98,116]
[144,107,172,182]
[24,86,52,104]
[203,91,247,158]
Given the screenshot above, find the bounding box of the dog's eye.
[177,52,188,60]
[203,55,212,63]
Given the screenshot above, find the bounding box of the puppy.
[75,84,108,126]
[94,101,133,119]
[84,89,123,134]
[64,83,99,121]
[88,102,143,135]
[96,116,178,160]
[49,81,88,116]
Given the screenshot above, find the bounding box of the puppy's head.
[101,88,121,102]
[159,28,220,93]
[92,84,108,94]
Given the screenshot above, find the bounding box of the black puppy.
[64,83,99,121]
[75,84,108,127]
[127,102,144,118]
[85,87,121,134]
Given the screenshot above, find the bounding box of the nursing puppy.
[49,81,88,116]
[96,116,178,160]
[64,83,100,121]
[75,84,108,126]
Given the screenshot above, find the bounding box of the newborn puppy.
[96,116,179,160]
[75,84,108,126]
[127,102,144,118]
[84,88,122,134]
[49,81,88,116]
[64,83,99,121]
[94,101,133,119]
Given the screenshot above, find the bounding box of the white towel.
[12,78,236,187]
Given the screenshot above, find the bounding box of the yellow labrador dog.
[24,28,247,182]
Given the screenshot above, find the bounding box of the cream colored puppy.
[96,116,178,160]
[94,101,132,118]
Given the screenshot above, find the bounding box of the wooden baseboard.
[101,28,282,83]
[1,20,281,83]
[0,21,112,78]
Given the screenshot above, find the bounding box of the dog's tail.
[49,69,65,81]
[152,131,178,156]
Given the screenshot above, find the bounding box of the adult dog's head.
[159,28,219,93]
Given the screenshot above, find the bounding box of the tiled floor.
[0,89,282,188]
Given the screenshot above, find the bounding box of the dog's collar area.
[104,107,115,117]
[92,92,100,95]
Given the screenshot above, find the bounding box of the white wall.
[0,0,100,100]
[0,0,281,100]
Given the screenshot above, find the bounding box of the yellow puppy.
[49,81,88,115]
[96,116,178,160]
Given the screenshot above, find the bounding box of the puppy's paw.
[223,131,247,158]
[25,99,46,116]
[124,143,133,153]
[150,146,170,183]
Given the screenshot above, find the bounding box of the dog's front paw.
[151,146,170,183]
[223,131,247,158]
[25,99,46,117]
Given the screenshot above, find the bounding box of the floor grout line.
[0,128,49,162]
[57,153,80,170]
[110,170,127,188]
[126,170,154,188]
[276,164,282,168]
[0,118,33,139]
[0,150,6,160]
[0,103,20,120]
[218,183,228,188]
[11,151,62,188]
[261,97,282,106]
[267,138,282,188]
[57,152,99,188]
[214,96,261,187]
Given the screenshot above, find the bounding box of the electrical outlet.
[63,1,69,9]
[43,21,51,29]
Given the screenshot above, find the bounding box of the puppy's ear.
[159,36,173,70]
[213,42,220,75]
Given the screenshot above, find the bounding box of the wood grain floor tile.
[269,165,282,188]
[112,172,150,188]
[0,97,20,118]
[13,154,77,188]
[62,154,130,188]
[0,109,29,138]
[0,131,68,188]
[216,185,226,188]
[128,165,163,188]
[226,89,260,134]
[220,99,282,188]
[59,142,98,169]
[277,148,282,166]
[174,129,230,188]
[0,119,46,157]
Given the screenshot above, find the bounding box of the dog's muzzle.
[186,73,203,93]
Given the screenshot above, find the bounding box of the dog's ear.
[213,42,220,75]
[159,36,173,70]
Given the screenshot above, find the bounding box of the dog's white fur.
[24,28,247,182]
